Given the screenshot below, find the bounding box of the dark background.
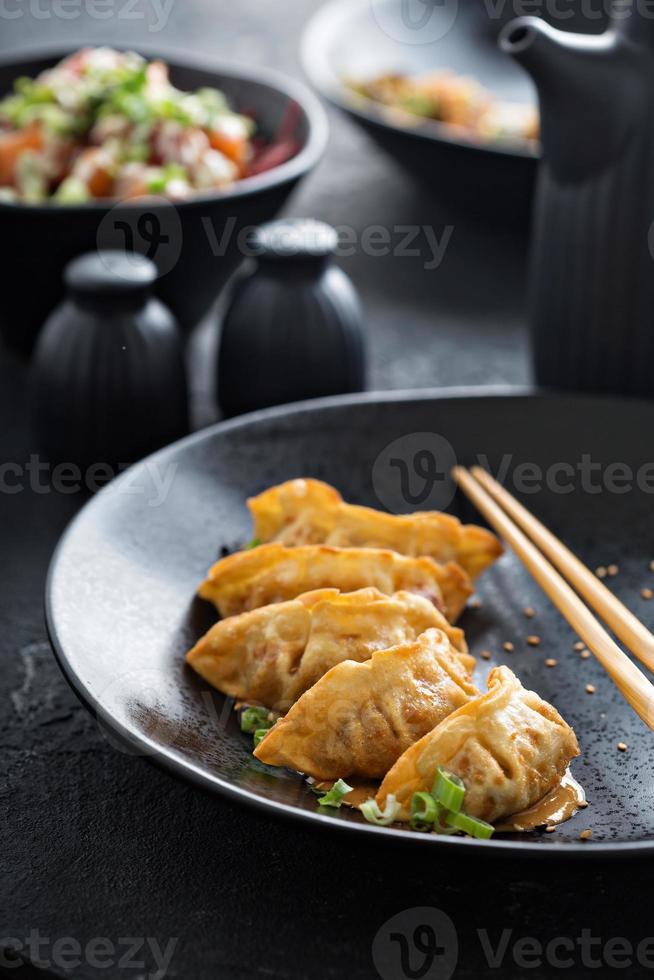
[1,3,650,980]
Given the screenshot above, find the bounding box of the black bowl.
[0,45,328,355]
[302,0,609,230]
[302,0,540,227]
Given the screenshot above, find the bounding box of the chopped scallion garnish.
[240,706,273,733]
[410,791,437,831]
[316,778,353,808]
[360,794,400,826]
[444,809,495,839]
[253,728,269,748]
[432,767,465,813]
[245,537,262,549]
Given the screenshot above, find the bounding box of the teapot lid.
[251,218,338,262]
[65,251,157,311]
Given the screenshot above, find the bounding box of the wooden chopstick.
[470,465,654,674]
[453,466,654,731]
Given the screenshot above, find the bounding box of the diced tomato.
[207,120,250,174]
[0,123,43,186]
[70,147,115,197]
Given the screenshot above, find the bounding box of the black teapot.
[501,9,654,396]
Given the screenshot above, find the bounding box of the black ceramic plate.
[46,389,654,856]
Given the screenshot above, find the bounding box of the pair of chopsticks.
[453,465,654,731]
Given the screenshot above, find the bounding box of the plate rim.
[45,385,654,858]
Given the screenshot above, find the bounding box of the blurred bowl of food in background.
[301,0,605,229]
[0,46,328,355]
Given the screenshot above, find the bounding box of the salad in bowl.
[0,47,298,203]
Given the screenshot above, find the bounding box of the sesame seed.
[585,684,596,694]
[573,641,585,651]
[617,742,627,752]
[545,658,557,668]
[607,564,619,576]
[641,588,653,600]
[580,649,591,659]
[524,607,535,618]
[527,635,541,647]
[596,566,607,579]
[503,641,514,652]
[480,649,491,660]
[468,597,482,610]
[545,825,556,833]
[579,829,593,841]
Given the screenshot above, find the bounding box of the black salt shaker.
[217,218,366,417]
[31,250,188,472]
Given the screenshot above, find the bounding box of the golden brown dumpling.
[253,628,479,779]
[186,588,473,712]
[248,478,502,580]
[198,543,472,622]
[377,666,580,824]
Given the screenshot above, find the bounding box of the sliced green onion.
[245,537,262,549]
[316,778,353,808]
[253,728,269,748]
[410,791,437,831]
[432,767,465,813]
[432,802,460,836]
[360,794,400,826]
[240,706,273,733]
[445,809,495,839]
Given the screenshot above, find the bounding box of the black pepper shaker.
[31,250,188,473]
[216,218,366,417]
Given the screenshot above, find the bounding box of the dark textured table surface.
[2,4,652,980]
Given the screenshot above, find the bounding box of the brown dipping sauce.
[310,769,586,833]
[495,769,586,833]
